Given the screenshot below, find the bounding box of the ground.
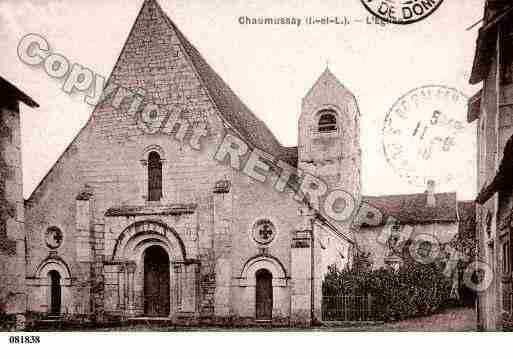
[362,306,476,332]
[21,306,475,331]
[62,306,474,331]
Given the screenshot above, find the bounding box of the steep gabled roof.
[361,192,458,225]
[153,0,287,159]
[27,0,302,201]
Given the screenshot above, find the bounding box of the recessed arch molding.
[112,220,187,261]
[236,254,289,287]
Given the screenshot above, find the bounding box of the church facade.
[21,0,360,325]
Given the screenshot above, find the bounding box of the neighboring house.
[356,183,474,273]
[468,0,513,331]
[0,76,38,327]
[22,0,358,325]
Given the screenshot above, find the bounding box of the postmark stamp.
[382,85,473,188]
[361,0,445,24]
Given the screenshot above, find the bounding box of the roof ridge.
[361,191,458,225]
[303,68,355,102]
[28,0,299,202]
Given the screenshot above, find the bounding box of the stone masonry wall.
[23,0,349,323]
[0,97,27,322]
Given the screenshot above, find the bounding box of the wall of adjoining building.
[0,96,27,325]
[475,40,502,330]
[356,221,458,269]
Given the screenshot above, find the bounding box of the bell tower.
[297,69,362,208]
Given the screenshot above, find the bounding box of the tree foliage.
[322,262,452,321]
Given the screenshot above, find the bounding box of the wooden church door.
[255,269,273,320]
[143,246,170,317]
[49,270,61,315]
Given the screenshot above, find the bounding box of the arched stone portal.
[113,220,186,262]
[111,221,198,318]
[143,245,170,317]
[31,257,72,315]
[236,255,289,319]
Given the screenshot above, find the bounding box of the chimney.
[426,180,436,207]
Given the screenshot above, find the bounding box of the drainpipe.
[493,21,501,331]
[310,217,315,326]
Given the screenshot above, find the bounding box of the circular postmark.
[361,0,444,25]
[382,85,474,189]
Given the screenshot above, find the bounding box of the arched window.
[317,109,338,133]
[148,151,162,201]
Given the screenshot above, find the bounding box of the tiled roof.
[361,192,458,225]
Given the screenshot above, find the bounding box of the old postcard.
[0,0,511,350]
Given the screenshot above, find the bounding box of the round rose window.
[253,219,276,245]
[45,226,63,249]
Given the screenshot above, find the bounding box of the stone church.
[12,0,361,325]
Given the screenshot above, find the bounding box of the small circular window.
[45,226,63,249]
[252,219,276,245]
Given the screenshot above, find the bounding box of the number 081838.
[8,336,40,344]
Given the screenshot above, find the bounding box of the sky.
[0,0,484,199]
